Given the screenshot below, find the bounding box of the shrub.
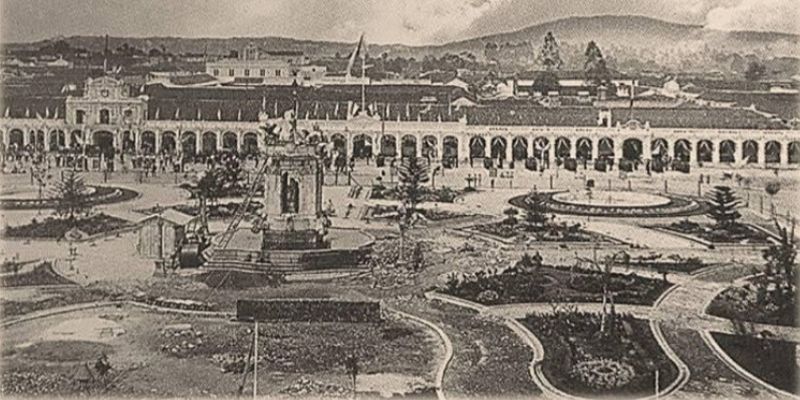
[476,290,499,303]
[570,359,635,390]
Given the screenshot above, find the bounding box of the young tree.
[503,207,519,225]
[745,61,767,81]
[397,157,430,214]
[524,194,549,230]
[759,222,796,314]
[706,186,742,229]
[52,171,90,222]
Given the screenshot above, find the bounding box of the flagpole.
[253,320,258,399]
[361,45,366,114]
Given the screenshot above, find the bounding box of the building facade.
[2,76,799,170]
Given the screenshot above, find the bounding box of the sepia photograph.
[0,0,798,398]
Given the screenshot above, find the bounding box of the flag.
[237,109,242,121]
[53,107,59,119]
[261,96,267,111]
[346,33,367,78]
[175,107,180,120]
[274,101,278,117]
[4,107,9,118]
[406,103,410,119]
[334,102,340,116]
[45,107,50,118]
[154,108,160,119]
[217,108,222,120]
[385,103,390,119]
[197,108,202,120]
[25,107,30,118]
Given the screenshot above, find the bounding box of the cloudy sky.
[2,0,798,45]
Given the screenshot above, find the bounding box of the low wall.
[236,298,382,323]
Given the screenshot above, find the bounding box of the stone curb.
[388,308,453,400]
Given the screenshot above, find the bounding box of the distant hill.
[5,15,799,75]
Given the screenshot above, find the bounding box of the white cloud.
[705,0,800,33]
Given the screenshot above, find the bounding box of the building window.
[260,69,265,77]
[244,69,250,77]
[228,69,234,77]
[75,110,85,124]
[213,69,219,76]
[275,70,281,77]
[99,109,110,124]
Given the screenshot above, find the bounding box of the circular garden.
[0,185,139,210]
[510,190,706,218]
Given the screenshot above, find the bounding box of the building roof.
[138,209,196,226]
[1,95,67,119]
[696,91,799,121]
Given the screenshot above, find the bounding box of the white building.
[205,43,326,85]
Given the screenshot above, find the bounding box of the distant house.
[136,209,197,260]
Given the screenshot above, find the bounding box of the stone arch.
[243,132,259,155]
[743,140,758,164]
[674,139,691,162]
[789,141,800,165]
[70,130,84,149]
[162,131,177,154]
[401,135,417,158]
[490,136,507,160]
[9,129,24,148]
[35,130,45,149]
[555,137,571,159]
[597,137,614,159]
[353,134,373,159]
[99,108,110,124]
[122,130,135,152]
[92,130,114,155]
[141,131,156,154]
[443,136,459,160]
[380,135,397,157]
[202,131,218,154]
[720,140,736,163]
[49,129,65,151]
[331,133,347,155]
[651,138,668,158]
[512,136,528,161]
[422,135,437,159]
[765,140,781,164]
[576,137,592,160]
[469,136,486,159]
[697,140,713,163]
[622,138,643,161]
[181,131,197,155]
[222,131,238,152]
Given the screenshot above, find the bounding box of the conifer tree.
[706,186,741,229]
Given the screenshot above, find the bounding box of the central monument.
[258,110,330,251]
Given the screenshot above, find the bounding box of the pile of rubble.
[279,377,349,398]
[159,324,204,357]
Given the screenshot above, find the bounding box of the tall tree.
[745,61,767,81]
[538,32,563,72]
[584,41,611,86]
[397,157,430,214]
[757,222,796,321]
[52,171,90,222]
[706,186,742,229]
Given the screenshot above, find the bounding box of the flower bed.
[0,262,75,288]
[370,204,466,222]
[370,185,465,203]
[711,333,797,393]
[707,276,796,327]
[509,192,706,218]
[3,213,131,239]
[0,186,139,210]
[663,220,774,245]
[136,201,263,220]
[521,312,678,397]
[440,264,672,306]
[470,220,608,242]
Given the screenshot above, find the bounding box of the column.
[505,136,513,162]
[415,134,422,158]
[569,139,577,159]
[548,137,557,166]
[134,130,141,153]
[739,140,747,164]
[711,139,720,164]
[436,134,444,161]
[237,131,243,154]
[484,136,491,159]
[613,138,623,162]
[23,130,30,146]
[43,128,50,151]
[195,132,201,155]
[155,131,162,154]
[65,129,72,148]
[113,129,120,150]
[216,132,222,152]
[688,140,697,165]
[757,140,767,167]
[346,133,354,158]
[591,138,599,161]
[780,141,790,167]
[528,136,535,158]
[642,139,651,161]
[666,139,674,160]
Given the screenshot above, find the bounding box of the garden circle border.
[0,185,140,210]
[509,191,707,218]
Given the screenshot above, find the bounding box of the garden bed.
[470,220,611,243]
[439,264,672,306]
[509,192,706,218]
[707,276,796,327]
[136,201,262,220]
[0,185,139,210]
[521,312,678,397]
[370,204,467,222]
[0,262,76,288]
[370,185,466,203]
[662,220,775,245]
[711,333,797,394]
[2,213,131,239]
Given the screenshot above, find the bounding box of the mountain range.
[6,15,799,76]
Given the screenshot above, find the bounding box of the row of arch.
[3,128,800,165]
